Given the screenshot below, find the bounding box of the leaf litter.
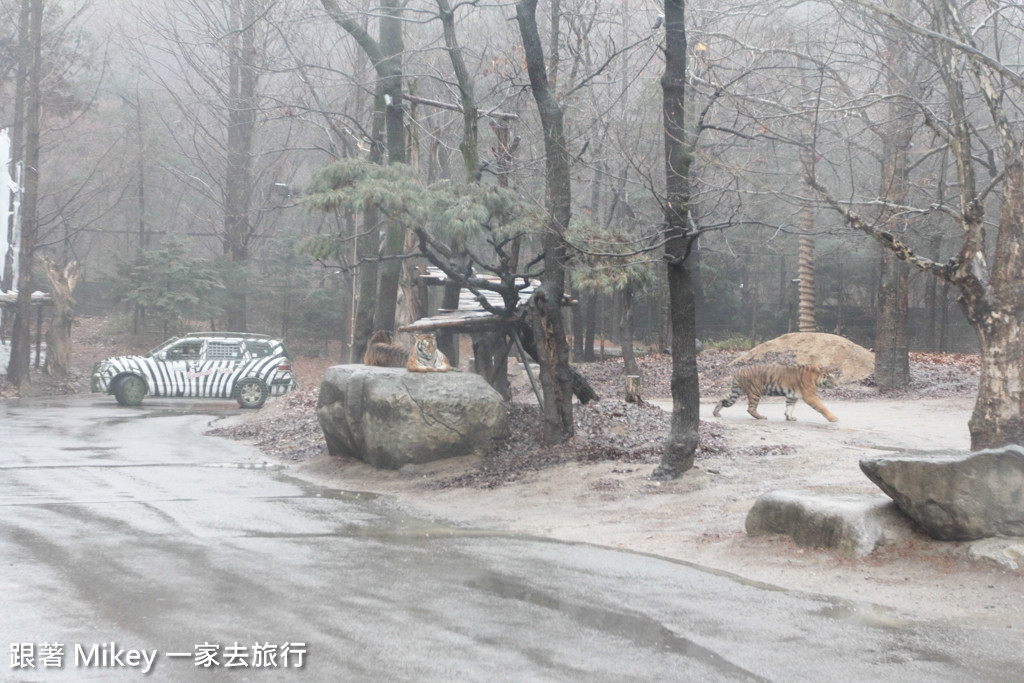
[205,348,978,490]
[5,318,981,489]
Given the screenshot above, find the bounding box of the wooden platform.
[399,309,502,334]
[399,267,520,334]
[397,266,572,335]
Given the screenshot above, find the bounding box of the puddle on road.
[813,603,915,629]
[465,571,771,681]
[59,446,120,459]
[245,474,516,542]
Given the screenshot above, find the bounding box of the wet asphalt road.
[1,396,1022,682]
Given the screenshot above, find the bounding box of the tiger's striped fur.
[713,364,840,422]
[363,330,409,368]
[406,333,451,373]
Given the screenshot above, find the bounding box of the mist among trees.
[4,0,1024,466]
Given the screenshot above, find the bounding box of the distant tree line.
[3,0,1023,461]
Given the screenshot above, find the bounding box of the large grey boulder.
[745,489,907,557]
[317,365,510,470]
[860,446,1024,541]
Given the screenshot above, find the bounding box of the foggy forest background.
[0,0,994,366]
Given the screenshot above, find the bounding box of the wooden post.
[512,327,544,409]
[625,375,642,403]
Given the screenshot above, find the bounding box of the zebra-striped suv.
[91,332,297,409]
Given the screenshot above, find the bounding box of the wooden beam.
[398,311,504,333]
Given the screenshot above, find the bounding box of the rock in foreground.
[745,489,906,557]
[860,446,1024,541]
[317,365,510,469]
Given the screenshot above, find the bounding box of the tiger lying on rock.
[712,364,841,422]
[362,330,409,368]
[362,330,451,373]
[406,333,451,372]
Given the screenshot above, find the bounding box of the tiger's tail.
[712,383,742,417]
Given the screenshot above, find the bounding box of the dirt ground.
[10,318,1024,630]
[273,395,1024,630]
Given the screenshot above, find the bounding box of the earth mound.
[732,332,874,383]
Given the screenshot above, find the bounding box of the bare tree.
[809,0,1024,448]
[652,0,700,479]
[515,0,575,443]
[133,0,309,332]
[321,0,408,337]
[221,0,259,331]
[871,2,921,388]
[41,257,81,376]
[6,0,42,386]
[1,0,31,299]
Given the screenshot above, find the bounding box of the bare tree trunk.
[472,329,511,400]
[351,203,378,360]
[924,2,1024,449]
[516,0,574,443]
[3,0,29,301]
[351,88,388,362]
[436,276,462,364]
[939,280,949,352]
[653,0,699,480]
[583,292,597,361]
[321,0,407,335]
[490,120,520,190]
[338,271,353,364]
[515,312,598,405]
[435,0,479,364]
[437,0,479,183]
[689,212,706,333]
[221,0,258,332]
[797,233,815,333]
[571,286,583,360]
[966,160,1024,449]
[924,235,941,350]
[875,249,909,387]
[806,0,1024,449]
[620,282,639,375]
[489,117,522,382]
[371,0,408,333]
[7,0,42,387]
[873,13,915,388]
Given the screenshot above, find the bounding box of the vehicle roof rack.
[183,332,273,340]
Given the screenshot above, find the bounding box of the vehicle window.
[207,341,242,360]
[245,341,274,358]
[166,340,204,360]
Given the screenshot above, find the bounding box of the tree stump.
[625,375,642,403]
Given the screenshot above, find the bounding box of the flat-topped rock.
[745,489,909,557]
[860,446,1024,541]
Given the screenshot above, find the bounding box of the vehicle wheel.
[235,379,269,409]
[114,375,147,406]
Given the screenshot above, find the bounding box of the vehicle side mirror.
[157,351,168,360]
